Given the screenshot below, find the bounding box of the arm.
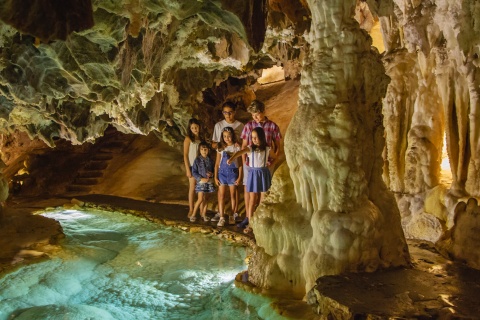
[241,139,248,165]
[274,137,283,159]
[191,159,202,181]
[214,152,221,186]
[268,147,277,167]
[227,147,249,165]
[183,137,192,178]
[236,164,243,186]
[211,123,220,149]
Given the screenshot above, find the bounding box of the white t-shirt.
[212,120,244,143]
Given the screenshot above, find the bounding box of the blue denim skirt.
[246,167,272,193]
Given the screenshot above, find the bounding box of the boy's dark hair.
[251,127,267,151]
[198,141,210,150]
[222,101,236,111]
[217,126,237,151]
[187,118,201,141]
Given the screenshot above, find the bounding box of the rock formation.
[248,0,410,297]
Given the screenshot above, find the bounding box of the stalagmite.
[248,0,410,297]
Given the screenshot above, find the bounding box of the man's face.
[251,112,265,123]
[222,106,235,122]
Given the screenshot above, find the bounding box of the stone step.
[99,141,126,150]
[91,153,114,161]
[73,178,100,185]
[84,161,109,170]
[66,185,91,192]
[76,171,103,178]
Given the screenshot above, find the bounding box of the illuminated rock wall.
[380,0,480,264]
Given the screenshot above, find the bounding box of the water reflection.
[0,208,274,319]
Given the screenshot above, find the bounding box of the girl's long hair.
[251,127,267,151]
[217,126,237,151]
[187,118,201,141]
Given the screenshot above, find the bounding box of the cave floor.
[2,194,480,319]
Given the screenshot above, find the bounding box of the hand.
[215,178,220,186]
[227,159,232,165]
[235,178,241,186]
[207,171,213,178]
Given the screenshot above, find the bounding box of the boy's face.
[251,111,265,123]
[199,146,209,157]
[222,106,236,123]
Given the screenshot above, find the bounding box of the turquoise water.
[0,208,280,320]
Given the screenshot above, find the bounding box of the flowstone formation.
[380,0,480,263]
[0,0,270,146]
[248,0,410,297]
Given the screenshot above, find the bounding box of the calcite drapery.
[380,0,480,259]
[247,0,410,296]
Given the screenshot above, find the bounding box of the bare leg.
[192,192,204,218]
[234,186,239,213]
[218,185,226,217]
[229,185,237,215]
[201,193,209,218]
[187,177,196,216]
[244,185,250,217]
[247,192,260,220]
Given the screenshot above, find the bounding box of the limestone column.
[247,0,410,297]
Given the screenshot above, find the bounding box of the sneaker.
[189,216,197,222]
[237,217,249,229]
[202,216,211,222]
[211,213,221,221]
[233,213,241,222]
[217,217,225,227]
[228,215,235,225]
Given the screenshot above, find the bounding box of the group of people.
[183,100,282,234]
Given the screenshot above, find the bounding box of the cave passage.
[0,208,273,319]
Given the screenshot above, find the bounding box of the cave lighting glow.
[0,208,281,320]
[440,135,453,186]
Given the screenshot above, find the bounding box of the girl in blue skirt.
[227,127,276,233]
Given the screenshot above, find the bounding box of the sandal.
[202,215,211,222]
[189,216,197,222]
[243,226,253,234]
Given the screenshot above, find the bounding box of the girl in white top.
[183,118,203,217]
[227,127,276,234]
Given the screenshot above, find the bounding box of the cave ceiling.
[0,0,309,146]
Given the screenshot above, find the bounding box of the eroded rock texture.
[0,0,271,146]
[248,0,410,297]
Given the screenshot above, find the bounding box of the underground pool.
[0,208,282,319]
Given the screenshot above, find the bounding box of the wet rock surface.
[308,240,480,319]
